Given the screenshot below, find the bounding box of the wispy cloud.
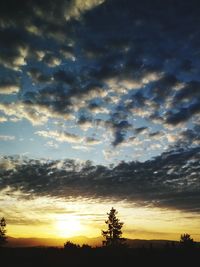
[36,130,83,143]
[0,135,15,141]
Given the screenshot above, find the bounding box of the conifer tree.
[102,207,126,247]
[0,217,7,246]
[180,233,194,249]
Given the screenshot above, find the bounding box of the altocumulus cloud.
[0,0,200,149]
[0,146,200,213]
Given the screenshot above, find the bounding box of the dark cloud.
[23,85,73,115]
[1,146,200,212]
[176,125,200,146]
[0,74,20,94]
[85,137,101,145]
[174,81,200,102]
[134,127,148,134]
[27,68,51,84]
[128,91,147,109]
[180,59,193,72]
[150,74,178,103]
[77,115,92,126]
[88,102,100,111]
[149,131,163,138]
[0,0,70,27]
[0,27,28,69]
[53,70,75,85]
[166,100,200,125]
[111,120,132,146]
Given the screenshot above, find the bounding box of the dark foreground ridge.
[1,246,200,267]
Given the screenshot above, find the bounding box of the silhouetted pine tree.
[102,207,126,247]
[0,217,7,246]
[180,233,194,249]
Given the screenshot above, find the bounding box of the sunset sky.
[0,0,200,243]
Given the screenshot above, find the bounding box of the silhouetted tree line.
[64,241,92,250]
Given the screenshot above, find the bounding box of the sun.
[56,215,82,237]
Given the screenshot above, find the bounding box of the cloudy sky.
[0,0,200,242]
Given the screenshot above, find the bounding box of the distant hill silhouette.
[6,236,196,248]
[6,236,103,247]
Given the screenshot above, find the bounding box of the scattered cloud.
[85,137,101,145]
[0,116,7,123]
[36,130,83,143]
[45,141,59,149]
[0,72,20,94]
[0,84,20,95]
[0,0,200,152]
[0,157,16,170]
[0,135,15,141]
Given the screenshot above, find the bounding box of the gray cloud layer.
[1,146,200,213]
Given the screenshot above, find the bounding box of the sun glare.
[56,216,82,237]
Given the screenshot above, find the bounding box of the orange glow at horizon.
[1,190,200,242]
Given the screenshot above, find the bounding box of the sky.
[0,0,200,243]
